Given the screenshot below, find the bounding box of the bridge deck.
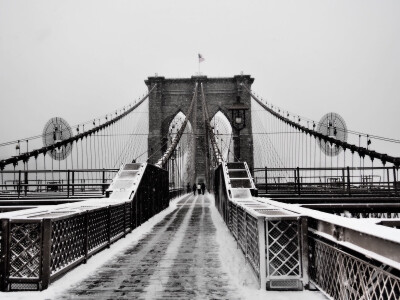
[3,194,326,299]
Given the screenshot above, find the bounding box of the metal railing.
[254,166,400,196]
[309,234,400,300]
[1,201,131,291]
[263,198,400,299]
[0,169,118,199]
[228,201,262,277]
[0,163,178,291]
[214,162,307,290]
[301,203,400,219]
[219,162,400,297]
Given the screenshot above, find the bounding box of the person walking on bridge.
[192,183,197,195]
[201,182,206,195]
[197,183,201,195]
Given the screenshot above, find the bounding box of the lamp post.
[227,96,249,162]
[171,151,175,188]
[176,146,180,191]
[15,140,21,156]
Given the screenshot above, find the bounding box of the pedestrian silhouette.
[197,183,201,195]
[192,183,197,195]
[187,183,191,194]
[201,182,206,195]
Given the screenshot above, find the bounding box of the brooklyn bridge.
[0,75,399,299]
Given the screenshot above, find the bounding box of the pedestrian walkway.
[57,194,241,299]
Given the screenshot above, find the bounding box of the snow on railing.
[0,163,174,291]
[261,198,400,299]
[214,162,308,291]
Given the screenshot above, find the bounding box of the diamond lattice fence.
[50,215,86,275]
[246,214,260,276]
[310,238,400,300]
[110,204,125,239]
[9,223,41,279]
[87,209,108,252]
[267,220,301,277]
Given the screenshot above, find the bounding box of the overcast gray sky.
[1,0,399,155]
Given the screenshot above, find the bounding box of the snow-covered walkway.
[57,194,240,299]
[1,193,327,299]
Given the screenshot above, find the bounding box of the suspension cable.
[200,83,223,165]
[155,83,198,168]
[242,83,400,167]
[0,85,157,170]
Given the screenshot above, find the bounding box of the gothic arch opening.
[211,111,234,162]
[167,112,194,188]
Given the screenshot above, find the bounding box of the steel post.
[24,171,28,196]
[341,168,345,191]
[257,217,267,290]
[300,217,309,288]
[0,219,10,291]
[297,167,301,195]
[17,170,21,198]
[67,170,70,198]
[72,171,75,196]
[102,169,106,195]
[41,219,52,290]
[393,166,398,195]
[346,166,351,195]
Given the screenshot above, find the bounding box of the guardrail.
[0,163,177,291]
[309,233,400,299]
[301,203,400,219]
[217,162,400,297]
[253,166,400,196]
[214,162,308,290]
[0,169,118,199]
[1,200,131,291]
[264,198,400,299]
[227,200,263,279]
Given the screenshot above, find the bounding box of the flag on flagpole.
[198,53,205,63]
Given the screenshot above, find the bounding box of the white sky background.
[0,0,399,155]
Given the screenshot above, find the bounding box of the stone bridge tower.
[145,75,254,186]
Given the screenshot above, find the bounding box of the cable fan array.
[246,83,400,192]
[0,90,152,194]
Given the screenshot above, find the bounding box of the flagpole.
[198,53,204,75]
